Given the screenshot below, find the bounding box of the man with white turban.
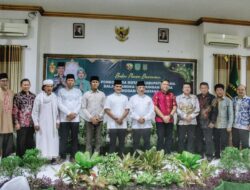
[32,79,59,163]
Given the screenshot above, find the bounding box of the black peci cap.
[90,76,99,82]
[136,81,145,86]
[114,80,122,85]
[0,73,8,80]
[66,74,75,80]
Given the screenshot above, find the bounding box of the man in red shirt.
[153,79,177,153]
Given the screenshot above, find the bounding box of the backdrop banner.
[44,54,197,97]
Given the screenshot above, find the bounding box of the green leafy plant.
[241,148,250,170]
[136,172,157,185]
[135,147,165,172]
[79,173,108,190]
[57,151,103,189]
[176,151,201,170]
[98,153,121,178]
[198,160,216,180]
[22,148,47,178]
[220,147,241,171]
[75,151,103,174]
[160,171,182,186]
[179,169,205,187]
[0,155,22,179]
[98,153,131,187]
[121,152,137,171]
[106,169,132,186]
[57,162,81,187]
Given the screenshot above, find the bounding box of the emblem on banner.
[142,64,148,71]
[135,63,141,71]
[126,63,133,71]
[115,26,129,42]
[49,62,56,74]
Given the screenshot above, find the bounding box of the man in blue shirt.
[232,84,250,149]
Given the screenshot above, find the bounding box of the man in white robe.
[129,81,155,152]
[32,79,59,162]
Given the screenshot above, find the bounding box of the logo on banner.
[134,63,141,71]
[126,63,133,71]
[142,64,148,71]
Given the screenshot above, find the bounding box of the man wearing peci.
[81,76,106,154]
[53,62,66,94]
[58,74,82,161]
[129,81,155,152]
[104,80,129,156]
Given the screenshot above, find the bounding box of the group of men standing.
[0,71,249,163]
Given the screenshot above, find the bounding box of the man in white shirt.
[58,74,82,161]
[129,81,155,152]
[104,80,129,156]
[81,76,105,154]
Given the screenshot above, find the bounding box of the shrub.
[0,155,22,179]
[22,149,47,178]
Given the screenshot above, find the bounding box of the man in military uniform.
[53,62,66,94]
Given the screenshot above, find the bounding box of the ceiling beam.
[197,17,250,26]
[43,11,196,25]
[1,4,250,26]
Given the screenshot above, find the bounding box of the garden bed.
[0,147,249,190]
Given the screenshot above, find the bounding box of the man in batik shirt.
[153,79,177,153]
[176,82,200,153]
[232,84,250,149]
[196,82,218,161]
[13,78,36,157]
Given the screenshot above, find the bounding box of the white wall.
[0,10,40,92]
[40,17,199,57]
[2,10,250,93]
[39,17,201,91]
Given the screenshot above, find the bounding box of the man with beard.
[32,79,59,163]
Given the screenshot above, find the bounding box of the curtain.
[0,45,23,93]
[214,54,241,87]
